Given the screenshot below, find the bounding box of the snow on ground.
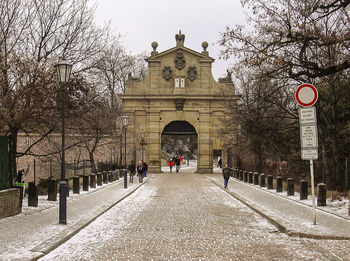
[39,185,157,260]
[0,181,123,261]
[161,161,349,220]
[212,165,350,220]
[16,180,117,217]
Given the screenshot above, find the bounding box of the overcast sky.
[94,0,247,80]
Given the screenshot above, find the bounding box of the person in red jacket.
[168,160,174,173]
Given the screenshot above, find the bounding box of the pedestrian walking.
[143,161,148,177]
[137,160,144,183]
[168,160,174,173]
[175,156,181,173]
[218,157,222,169]
[128,160,136,183]
[222,164,230,188]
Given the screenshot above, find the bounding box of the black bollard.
[260,173,266,187]
[90,174,96,188]
[287,178,294,196]
[300,180,308,200]
[276,176,283,192]
[253,172,259,185]
[317,183,327,206]
[243,171,248,182]
[48,179,57,201]
[248,172,253,183]
[239,170,243,181]
[83,175,89,191]
[28,182,38,207]
[73,176,80,194]
[102,171,108,184]
[108,171,113,182]
[267,175,273,190]
[97,173,102,186]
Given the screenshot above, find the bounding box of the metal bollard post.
[276,176,283,192]
[267,175,273,190]
[260,173,265,187]
[287,178,294,196]
[300,180,308,200]
[317,183,327,206]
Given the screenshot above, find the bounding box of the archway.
[161,121,198,172]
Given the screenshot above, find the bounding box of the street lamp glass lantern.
[55,58,72,83]
[122,115,129,128]
[141,130,144,139]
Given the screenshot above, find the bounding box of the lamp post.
[55,58,72,224]
[140,130,145,162]
[122,115,129,189]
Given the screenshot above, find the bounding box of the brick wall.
[0,188,20,219]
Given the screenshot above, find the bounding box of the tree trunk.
[89,151,96,173]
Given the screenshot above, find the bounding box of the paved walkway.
[0,178,148,260]
[208,175,350,240]
[38,170,350,260]
[0,168,349,260]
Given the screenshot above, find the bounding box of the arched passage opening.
[161,121,198,172]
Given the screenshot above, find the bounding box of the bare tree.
[0,0,110,178]
[219,0,350,189]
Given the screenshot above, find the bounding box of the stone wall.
[0,188,20,219]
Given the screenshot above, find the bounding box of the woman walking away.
[222,164,230,188]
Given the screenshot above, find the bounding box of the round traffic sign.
[295,83,318,107]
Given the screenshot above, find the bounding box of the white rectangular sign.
[301,124,318,148]
[301,149,318,160]
[299,106,317,124]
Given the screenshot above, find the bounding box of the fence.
[23,159,119,184]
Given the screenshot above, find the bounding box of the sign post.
[296,83,318,225]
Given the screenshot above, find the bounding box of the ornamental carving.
[174,99,185,111]
[187,66,197,81]
[175,49,185,70]
[162,66,172,80]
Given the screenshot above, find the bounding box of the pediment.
[146,46,214,63]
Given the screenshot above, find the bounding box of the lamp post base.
[124,169,127,189]
[59,180,67,224]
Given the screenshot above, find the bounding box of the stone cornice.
[120,94,240,101]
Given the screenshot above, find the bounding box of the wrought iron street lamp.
[122,115,129,189]
[140,130,147,162]
[55,58,72,224]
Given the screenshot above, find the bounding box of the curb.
[30,176,152,260]
[208,178,350,241]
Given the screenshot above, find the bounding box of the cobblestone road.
[40,172,350,261]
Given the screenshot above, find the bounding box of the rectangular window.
[175,78,180,88]
[180,78,185,88]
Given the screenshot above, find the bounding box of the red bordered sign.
[295,83,318,107]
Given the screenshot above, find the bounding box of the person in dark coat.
[222,164,230,188]
[175,156,181,173]
[143,161,148,177]
[128,161,136,183]
[137,160,144,183]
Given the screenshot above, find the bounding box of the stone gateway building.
[121,32,239,173]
